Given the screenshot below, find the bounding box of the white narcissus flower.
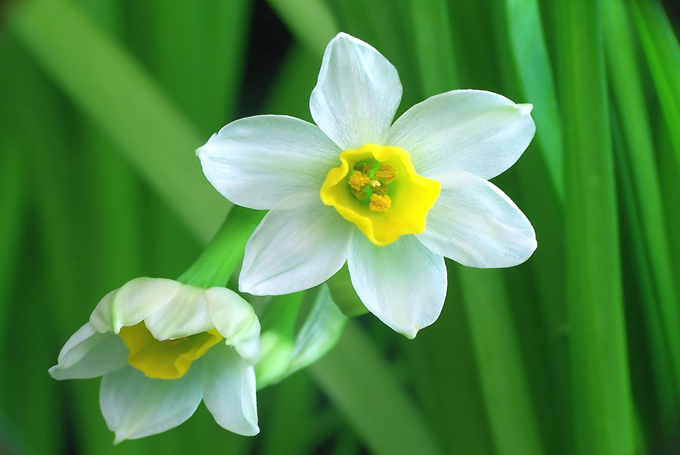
[49,277,260,443]
[198,33,537,339]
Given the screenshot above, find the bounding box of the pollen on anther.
[369,194,391,212]
[375,163,397,183]
[349,171,369,191]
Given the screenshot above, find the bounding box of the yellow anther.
[375,163,398,183]
[369,194,391,212]
[369,180,381,187]
[349,171,369,191]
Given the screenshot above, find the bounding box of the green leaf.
[557,0,636,453]
[602,0,680,432]
[309,322,445,455]
[633,0,680,171]
[0,136,25,358]
[505,0,564,199]
[10,0,229,244]
[406,0,458,96]
[266,0,339,57]
[458,267,545,455]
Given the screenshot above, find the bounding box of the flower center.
[118,322,223,380]
[320,144,440,246]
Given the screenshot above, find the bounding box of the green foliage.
[1,0,679,453]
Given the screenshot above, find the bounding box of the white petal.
[143,284,213,340]
[49,322,128,380]
[417,171,537,268]
[347,234,447,338]
[387,90,535,180]
[239,192,354,296]
[90,278,181,334]
[88,289,116,332]
[205,287,261,365]
[100,365,202,444]
[310,32,403,149]
[201,344,259,436]
[197,115,340,210]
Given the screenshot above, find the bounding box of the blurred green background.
[1,0,680,453]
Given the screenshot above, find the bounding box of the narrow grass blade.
[633,0,680,170]
[0,136,25,358]
[406,0,458,96]
[401,271,495,455]
[505,0,564,199]
[602,0,680,431]
[309,322,445,455]
[266,0,338,57]
[458,267,545,455]
[128,0,251,132]
[557,1,635,453]
[613,115,678,444]
[406,4,545,453]
[260,372,318,454]
[10,0,229,243]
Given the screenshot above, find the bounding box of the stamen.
[369,194,391,212]
[354,162,373,175]
[349,171,369,191]
[372,184,389,196]
[375,163,397,183]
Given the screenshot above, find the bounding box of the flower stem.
[177,206,265,288]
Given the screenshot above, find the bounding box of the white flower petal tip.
[204,287,261,365]
[387,90,536,180]
[100,366,203,444]
[202,345,259,436]
[311,31,403,150]
[48,323,128,380]
[418,171,537,268]
[194,135,215,156]
[348,235,447,338]
[516,103,533,115]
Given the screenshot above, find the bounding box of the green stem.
[177,206,265,288]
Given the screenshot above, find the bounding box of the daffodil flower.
[198,33,537,338]
[49,277,260,443]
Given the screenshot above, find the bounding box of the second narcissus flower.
[49,277,260,443]
[198,33,537,338]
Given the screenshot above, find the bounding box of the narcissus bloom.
[198,33,537,338]
[49,278,260,443]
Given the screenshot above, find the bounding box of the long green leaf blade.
[309,322,445,455]
[602,0,680,432]
[633,0,680,170]
[10,0,229,244]
[557,0,635,453]
[505,0,564,198]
